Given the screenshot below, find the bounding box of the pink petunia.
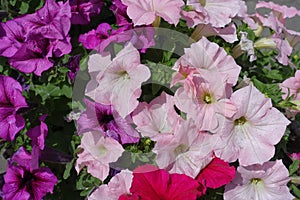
[224,160,294,200]
[153,119,215,178]
[75,131,124,181]
[121,0,184,26]
[132,92,182,140]
[88,170,133,200]
[86,43,150,118]
[174,73,236,133]
[214,84,290,166]
[280,70,300,100]
[182,0,241,28]
[174,37,241,86]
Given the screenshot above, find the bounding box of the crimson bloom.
[128,165,205,200]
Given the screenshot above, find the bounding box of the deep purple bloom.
[0,75,27,141]
[0,0,72,76]
[77,98,140,144]
[0,20,27,58]
[65,55,80,83]
[27,115,48,151]
[21,0,71,41]
[3,147,57,200]
[110,0,132,26]
[70,0,103,25]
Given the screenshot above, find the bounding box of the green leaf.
[289,160,300,175]
[63,159,75,180]
[291,184,300,198]
[19,1,29,14]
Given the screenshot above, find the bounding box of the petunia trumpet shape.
[88,170,133,200]
[2,147,57,200]
[121,0,184,26]
[70,0,103,25]
[214,84,290,166]
[0,75,27,141]
[132,92,182,140]
[75,131,124,181]
[224,160,294,200]
[77,98,140,144]
[174,37,241,86]
[86,43,150,118]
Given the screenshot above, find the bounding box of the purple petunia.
[2,147,57,200]
[70,0,103,25]
[0,0,72,76]
[77,98,140,144]
[0,75,27,141]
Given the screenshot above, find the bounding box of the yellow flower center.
[234,116,247,125]
[200,0,206,6]
[250,178,262,185]
[202,92,213,104]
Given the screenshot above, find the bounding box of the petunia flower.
[121,0,184,26]
[0,75,28,141]
[132,92,182,140]
[174,73,236,133]
[86,43,150,118]
[77,98,140,144]
[70,0,103,25]
[75,131,124,181]
[196,157,236,189]
[224,160,294,200]
[214,84,290,166]
[128,164,205,199]
[88,170,133,200]
[153,119,215,178]
[182,0,241,28]
[110,0,132,26]
[65,55,80,84]
[279,70,300,100]
[21,0,71,41]
[2,147,57,200]
[174,37,241,86]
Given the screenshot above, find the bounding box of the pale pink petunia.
[153,119,215,178]
[214,84,290,166]
[190,23,238,43]
[75,131,124,181]
[174,73,236,133]
[256,1,299,25]
[132,92,182,140]
[174,37,241,86]
[86,43,150,118]
[88,170,133,200]
[224,160,294,200]
[279,70,300,100]
[121,0,184,26]
[182,0,241,28]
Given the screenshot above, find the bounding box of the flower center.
[119,70,130,79]
[174,144,189,157]
[97,145,108,157]
[234,116,247,125]
[250,178,262,185]
[200,0,206,6]
[202,92,213,104]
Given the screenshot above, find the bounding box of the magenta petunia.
[224,160,294,200]
[0,75,27,141]
[121,0,184,26]
[196,157,236,189]
[2,147,57,200]
[70,0,103,25]
[110,0,132,26]
[129,165,205,199]
[77,98,140,144]
[86,43,150,118]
